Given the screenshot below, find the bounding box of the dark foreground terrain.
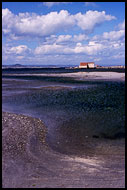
[2,112,125,188]
[2,69,125,188]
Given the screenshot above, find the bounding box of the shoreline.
[2,71,125,81]
[2,111,125,188]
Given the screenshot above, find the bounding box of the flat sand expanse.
[2,112,125,188]
[57,71,125,81]
[3,71,125,81]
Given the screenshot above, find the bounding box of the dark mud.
[2,112,125,188]
[2,72,125,188]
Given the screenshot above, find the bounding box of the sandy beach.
[2,112,125,188]
[57,71,125,81]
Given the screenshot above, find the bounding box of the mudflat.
[2,111,125,188]
[3,71,125,81]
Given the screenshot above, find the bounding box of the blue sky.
[2,2,125,66]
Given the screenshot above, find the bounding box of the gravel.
[2,112,125,188]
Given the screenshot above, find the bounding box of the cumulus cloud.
[34,40,105,56]
[2,8,116,39]
[9,45,31,54]
[102,30,125,40]
[74,41,104,55]
[90,25,125,61]
[34,43,74,55]
[2,8,15,34]
[34,28,124,59]
[2,8,124,65]
[93,28,125,41]
[73,34,89,42]
[4,44,31,55]
[56,35,72,43]
[44,34,89,45]
[75,10,116,33]
[2,9,75,38]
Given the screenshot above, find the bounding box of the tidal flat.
[2,69,125,188]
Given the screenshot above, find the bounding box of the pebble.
[2,111,47,157]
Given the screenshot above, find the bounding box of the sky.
[2,2,125,66]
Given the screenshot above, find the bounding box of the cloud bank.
[2,7,125,65]
[2,8,116,38]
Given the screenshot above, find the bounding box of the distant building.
[79,62,95,68]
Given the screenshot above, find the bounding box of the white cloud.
[2,8,116,39]
[34,41,105,56]
[10,45,30,54]
[89,31,125,61]
[118,20,125,30]
[2,8,124,66]
[17,10,74,37]
[2,8,15,34]
[74,41,104,55]
[3,40,125,65]
[4,44,31,55]
[92,19,125,43]
[93,27,125,42]
[34,43,74,55]
[34,29,125,59]
[44,34,89,44]
[75,10,116,33]
[102,30,125,40]
[2,9,75,38]
[56,35,72,43]
[73,34,89,42]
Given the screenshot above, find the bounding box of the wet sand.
[3,71,125,81]
[2,112,125,188]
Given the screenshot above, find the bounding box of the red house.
[79,62,95,68]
